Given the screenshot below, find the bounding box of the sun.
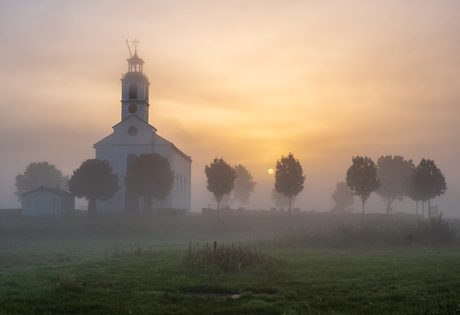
[268,168,274,175]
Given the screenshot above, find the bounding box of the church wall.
[96,143,190,214]
[169,150,192,213]
[96,145,191,214]
[96,143,156,214]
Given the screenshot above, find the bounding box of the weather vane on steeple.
[133,36,140,53]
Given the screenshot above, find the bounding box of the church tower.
[94,40,192,215]
[121,41,150,122]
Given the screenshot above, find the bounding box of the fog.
[1,1,460,217]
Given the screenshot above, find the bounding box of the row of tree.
[15,154,446,218]
[16,155,301,218]
[341,155,447,216]
[15,154,174,217]
[69,154,175,217]
[205,153,305,216]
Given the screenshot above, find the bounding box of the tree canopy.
[346,156,380,215]
[221,164,257,207]
[124,153,174,215]
[15,162,69,201]
[376,155,415,213]
[274,153,305,216]
[271,188,296,209]
[68,159,119,217]
[331,181,354,213]
[205,158,237,213]
[412,159,447,217]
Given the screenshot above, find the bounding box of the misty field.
[1,211,460,314]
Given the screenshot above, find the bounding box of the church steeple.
[121,38,150,122]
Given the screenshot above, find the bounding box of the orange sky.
[1,0,459,215]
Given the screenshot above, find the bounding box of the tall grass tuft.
[184,241,273,272]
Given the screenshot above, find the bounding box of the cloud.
[1,0,460,214]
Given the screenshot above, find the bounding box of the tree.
[205,158,237,214]
[412,159,447,218]
[221,164,257,208]
[331,181,354,213]
[271,188,296,209]
[15,162,69,201]
[124,153,174,215]
[376,155,415,213]
[68,159,119,217]
[407,175,424,216]
[274,153,305,216]
[346,156,380,215]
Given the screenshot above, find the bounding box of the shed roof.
[21,186,73,198]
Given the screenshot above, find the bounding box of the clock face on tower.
[128,104,138,114]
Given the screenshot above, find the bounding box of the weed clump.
[184,241,273,272]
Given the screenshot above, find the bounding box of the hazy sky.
[1,0,459,216]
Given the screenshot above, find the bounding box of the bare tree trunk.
[88,198,97,218]
[288,196,292,217]
[217,196,220,216]
[143,195,152,215]
[428,199,431,218]
[384,197,395,214]
[227,192,236,208]
[362,198,365,216]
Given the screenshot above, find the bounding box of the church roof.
[111,114,157,131]
[93,115,157,148]
[93,116,191,162]
[127,52,144,64]
[155,133,193,162]
[122,71,149,81]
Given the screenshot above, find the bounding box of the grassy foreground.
[1,212,459,314]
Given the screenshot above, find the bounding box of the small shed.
[21,187,75,218]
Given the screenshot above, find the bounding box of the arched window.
[129,84,137,99]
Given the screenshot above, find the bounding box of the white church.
[94,44,192,214]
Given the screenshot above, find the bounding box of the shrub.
[266,215,460,249]
[268,220,416,248]
[184,241,273,272]
[416,213,459,245]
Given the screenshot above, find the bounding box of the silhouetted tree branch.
[15,162,68,201]
[274,153,305,216]
[376,155,415,213]
[68,159,119,217]
[346,156,380,215]
[205,158,236,214]
[125,153,174,215]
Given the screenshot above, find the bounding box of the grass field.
[1,211,459,314]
